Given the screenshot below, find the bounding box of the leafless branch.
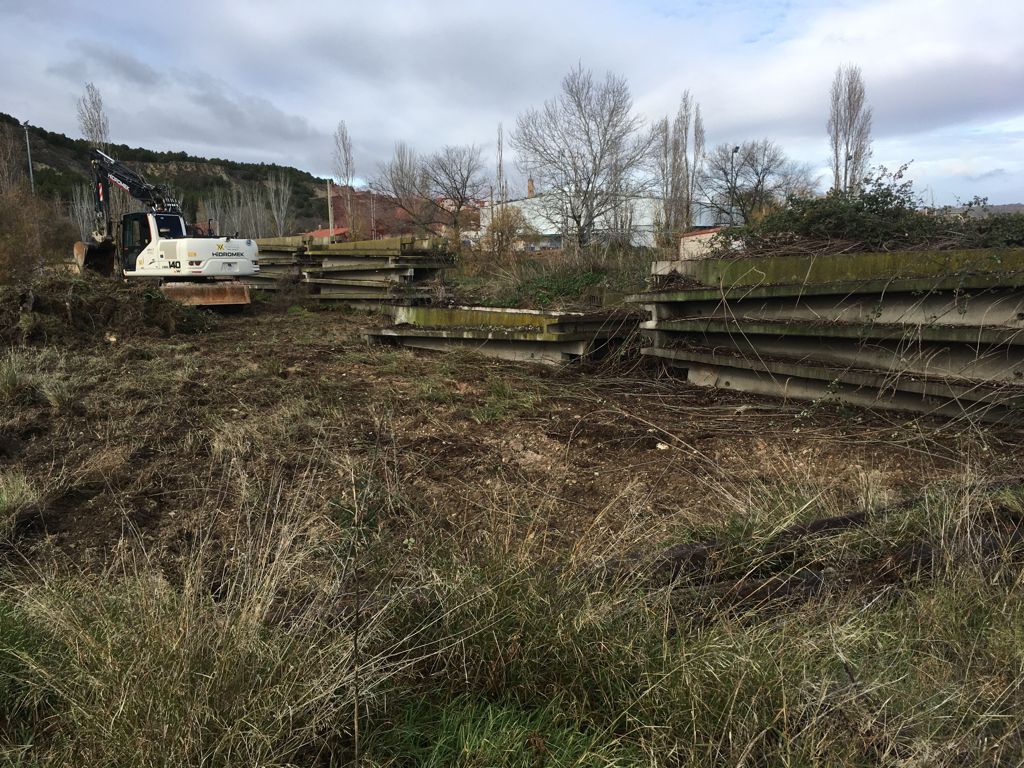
[266,171,293,237]
[828,64,873,194]
[654,91,705,245]
[333,121,357,236]
[701,139,818,224]
[76,82,110,151]
[511,64,656,251]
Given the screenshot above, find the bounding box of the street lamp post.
[22,121,35,194]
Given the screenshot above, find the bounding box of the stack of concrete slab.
[364,304,638,364]
[251,236,454,306]
[629,248,1024,421]
[244,236,313,290]
[304,237,452,305]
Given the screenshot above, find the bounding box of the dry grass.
[0,351,33,406]
[454,245,659,308]
[0,471,37,543]
[2,308,1023,765]
[3,458,404,767]
[2,437,1022,766]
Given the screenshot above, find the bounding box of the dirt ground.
[4,304,1021,567]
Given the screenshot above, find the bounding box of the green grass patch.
[365,696,638,767]
[469,377,541,422]
[492,269,605,309]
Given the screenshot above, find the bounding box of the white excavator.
[74,150,258,306]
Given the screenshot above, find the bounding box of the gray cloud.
[967,168,1007,183]
[1,0,1022,204]
[47,40,163,87]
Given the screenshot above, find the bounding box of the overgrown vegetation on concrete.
[714,165,1024,256]
[455,245,656,309]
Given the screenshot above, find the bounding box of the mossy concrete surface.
[648,248,1024,290]
[391,304,627,332]
[367,304,638,363]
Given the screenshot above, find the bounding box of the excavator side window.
[154,214,185,239]
[138,217,152,247]
[121,214,152,271]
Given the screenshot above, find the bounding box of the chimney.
[527,176,535,198]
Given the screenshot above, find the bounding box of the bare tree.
[828,64,873,194]
[76,82,110,151]
[70,183,94,239]
[241,184,270,238]
[654,91,705,246]
[701,140,817,224]
[422,144,487,250]
[371,142,436,232]
[199,188,228,235]
[0,123,25,194]
[333,121,356,236]
[495,122,508,205]
[511,65,656,251]
[266,171,293,237]
[687,104,705,229]
[208,185,247,236]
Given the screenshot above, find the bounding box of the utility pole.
[369,190,375,239]
[22,121,35,194]
[327,179,334,241]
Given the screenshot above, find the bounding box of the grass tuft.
[0,352,34,406]
[2,466,394,766]
[0,471,38,542]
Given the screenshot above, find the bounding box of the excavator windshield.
[155,214,186,239]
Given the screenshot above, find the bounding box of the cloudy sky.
[1,0,1021,204]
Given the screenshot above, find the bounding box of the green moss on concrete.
[669,249,1024,289]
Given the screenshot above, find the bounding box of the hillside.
[1,112,328,232]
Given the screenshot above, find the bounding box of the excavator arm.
[90,149,181,240]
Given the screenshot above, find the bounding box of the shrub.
[0,273,213,344]
[714,164,1024,254]
[0,187,77,283]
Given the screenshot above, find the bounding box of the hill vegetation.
[0,112,328,231]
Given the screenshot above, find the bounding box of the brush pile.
[0,274,212,344]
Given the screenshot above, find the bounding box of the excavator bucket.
[74,240,117,277]
[159,282,251,307]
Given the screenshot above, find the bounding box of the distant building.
[303,225,349,239]
[477,193,665,249]
[326,186,482,243]
[678,226,724,259]
[327,186,419,240]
